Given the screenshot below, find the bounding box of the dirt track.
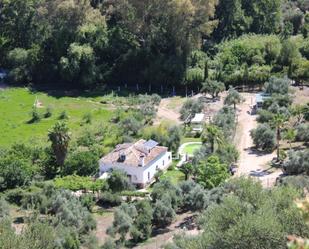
[235,93,282,187]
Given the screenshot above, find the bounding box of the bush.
[257,109,274,123]
[283,150,309,175]
[0,198,10,218]
[264,76,290,95]
[44,106,52,118]
[98,192,122,207]
[58,111,68,120]
[0,156,33,190]
[296,123,309,142]
[82,112,92,124]
[250,124,276,152]
[28,107,41,123]
[278,175,309,196]
[5,188,26,205]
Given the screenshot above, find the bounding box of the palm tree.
[201,124,224,153]
[271,114,286,161]
[48,121,70,172]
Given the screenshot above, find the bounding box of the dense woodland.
[2,0,309,249]
[1,0,309,90]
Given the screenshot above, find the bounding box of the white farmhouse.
[99,139,172,188]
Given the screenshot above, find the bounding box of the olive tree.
[250,124,276,152]
[201,79,225,100]
[224,87,243,110]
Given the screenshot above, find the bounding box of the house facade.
[99,139,172,188]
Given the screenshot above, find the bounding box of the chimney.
[138,155,145,167]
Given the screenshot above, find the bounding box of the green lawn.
[0,88,113,147]
[183,143,202,155]
[160,169,185,185]
[180,137,202,144]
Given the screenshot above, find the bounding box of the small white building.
[99,139,172,188]
[191,113,205,132]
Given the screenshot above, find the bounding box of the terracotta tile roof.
[100,139,168,167]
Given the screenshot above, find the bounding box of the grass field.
[183,143,202,155]
[0,88,113,147]
[160,169,185,185]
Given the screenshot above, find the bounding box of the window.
[156,165,159,170]
[168,155,171,160]
[148,172,150,180]
[163,160,165,166]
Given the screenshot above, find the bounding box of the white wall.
[142,151,172,185]
[99,151,172,186]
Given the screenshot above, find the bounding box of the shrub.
[257,109,274,123]
[98,192,122,207]
[0,198,10,218]
[283,150,309,175]
[0,156,33,190]
[28,106,41,123]
[58,111,68,120]
[278,175,309,196]
[44,106,52,118]
[296,123,309,142]
[250,124,276,152]
[82,112,92,124]
[5,188,26,205]
[264,76,290,95]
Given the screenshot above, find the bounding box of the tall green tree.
[197,155,229,189]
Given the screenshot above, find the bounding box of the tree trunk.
[276,128,280,161]
[211,139,215,153]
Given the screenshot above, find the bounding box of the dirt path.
[95,212,114,246]
[235,93,282,188]
[155,98,182,124]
